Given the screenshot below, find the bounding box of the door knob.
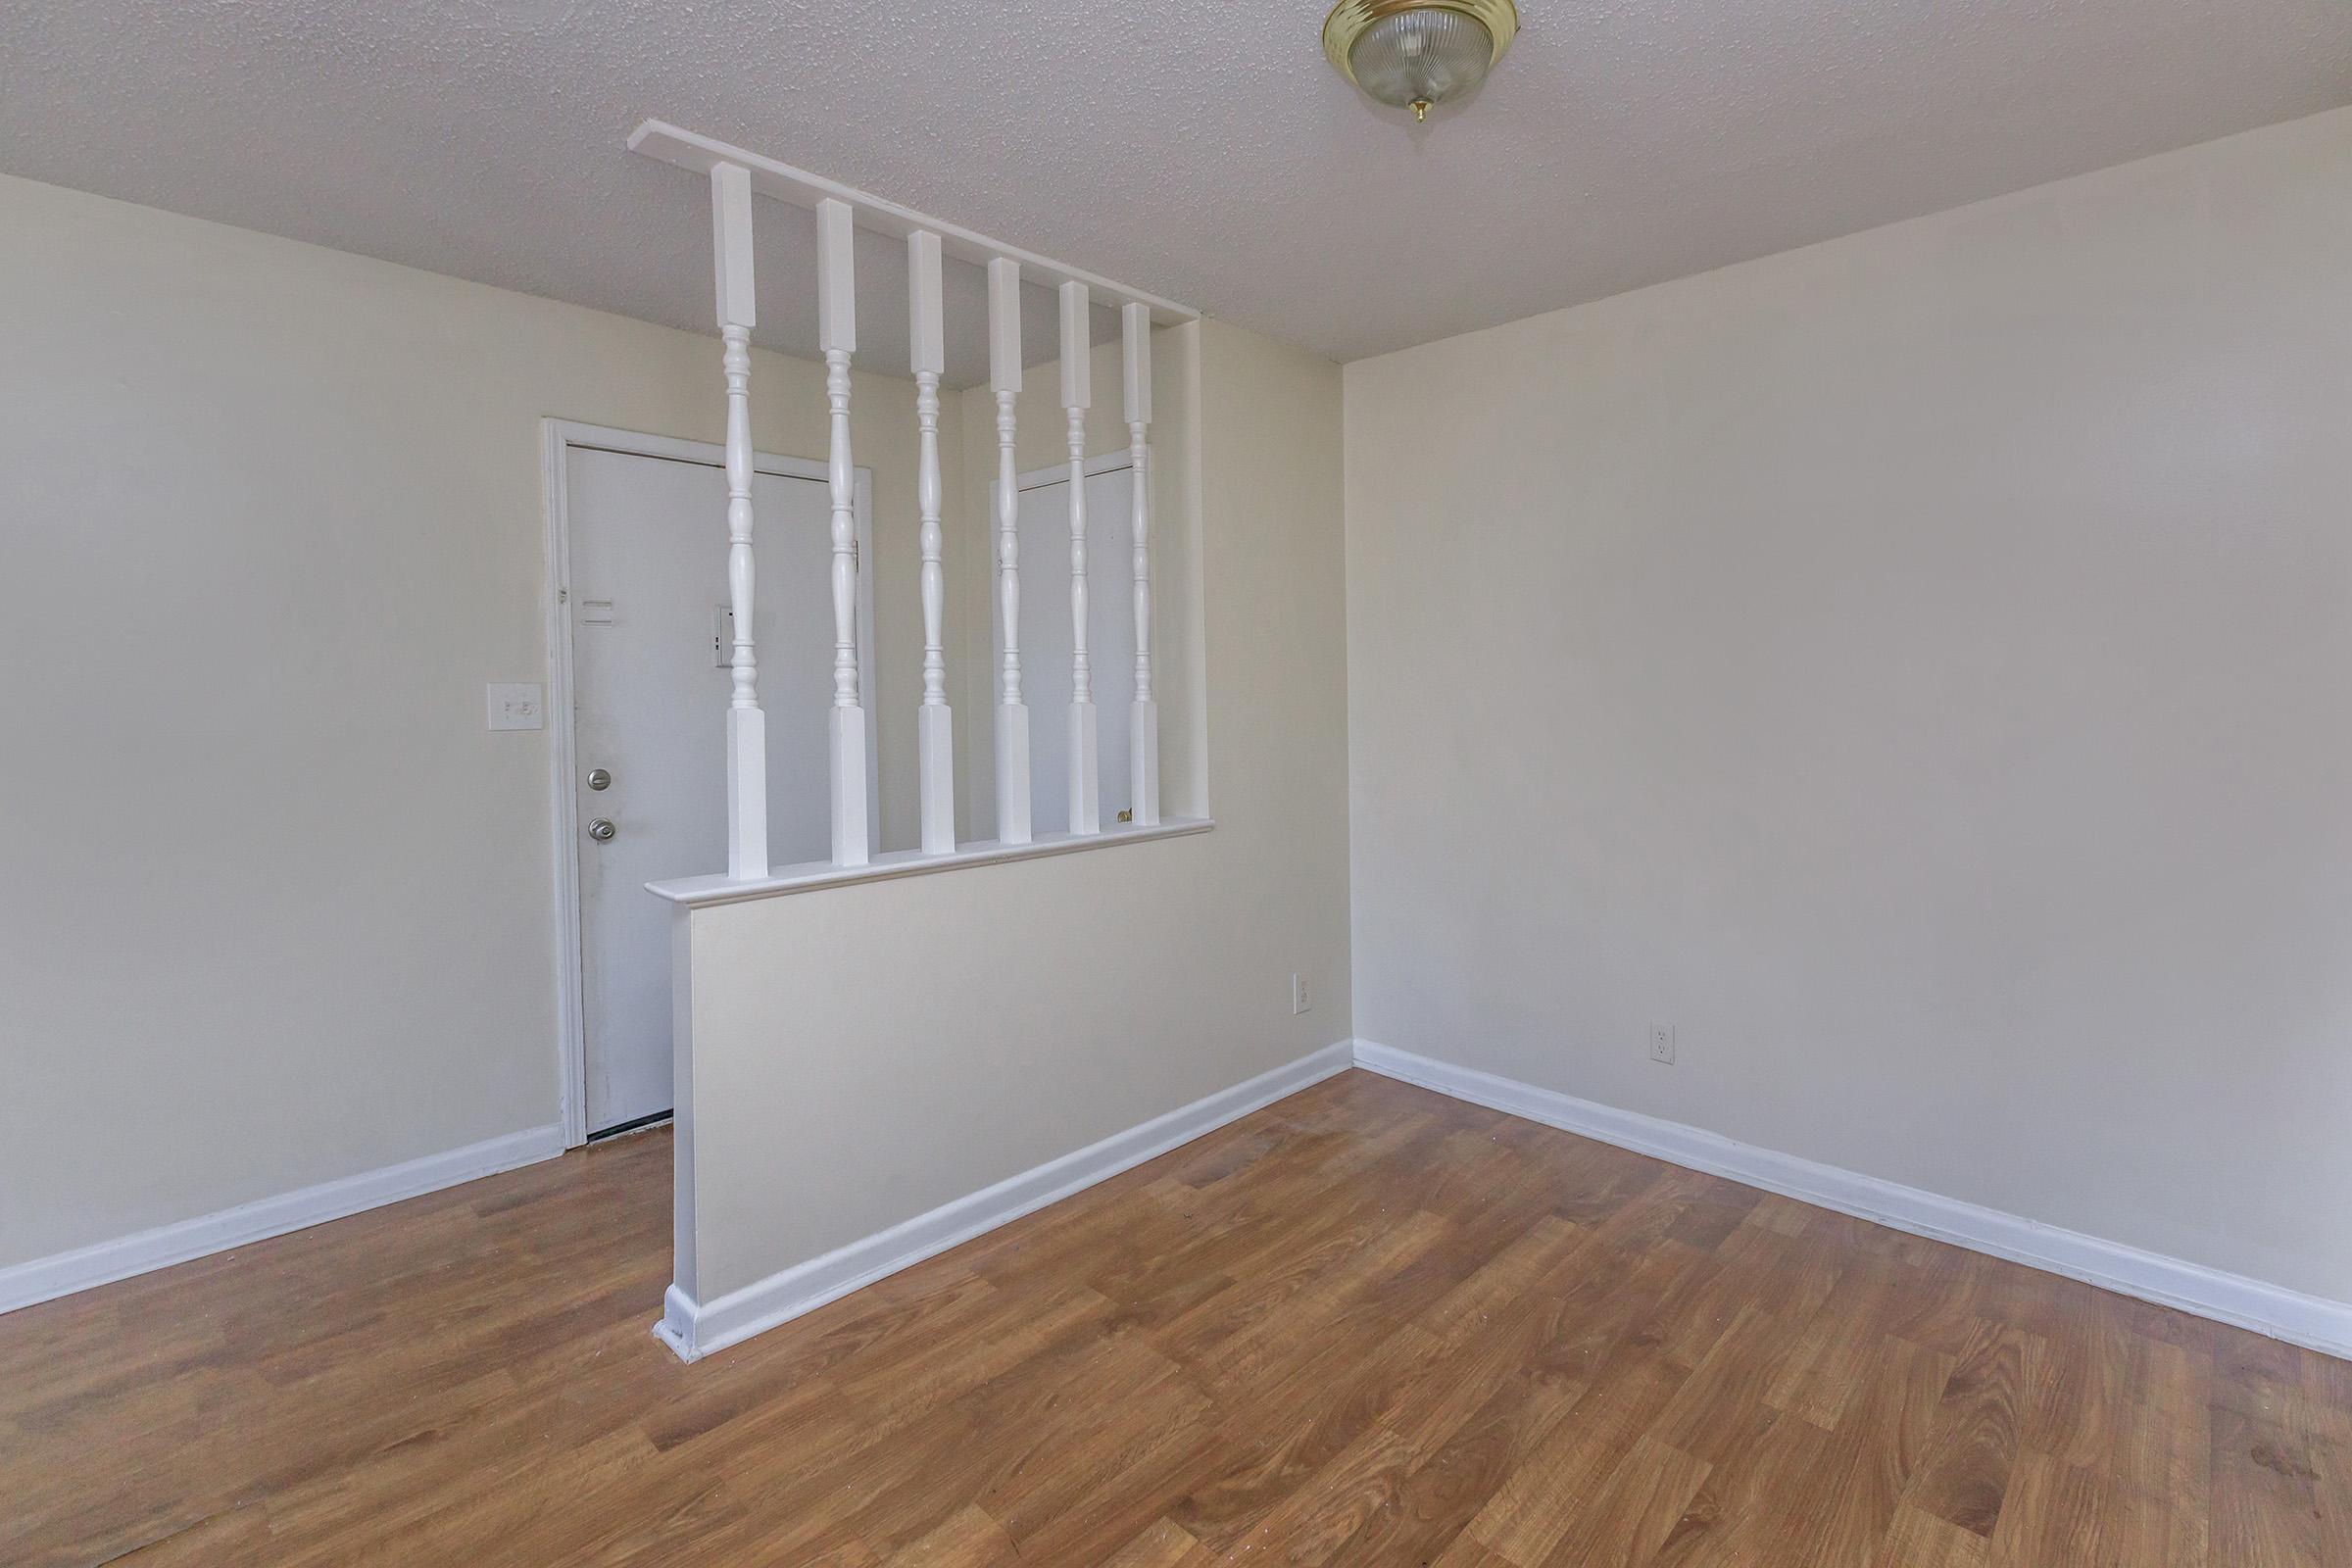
[586,768,612,791]
[587,818,616,842]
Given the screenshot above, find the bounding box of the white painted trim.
[550,417,840,479]
[542,418,876,1147]
[1013,449,1133,494]
[645,815,1213,907]
[626,121,1198,326]
[1350,1041,2352,1361]
[655,1041,1352,1361]
[542,422,584,1145]
[0,1126,564,1317]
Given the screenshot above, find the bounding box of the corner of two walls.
[1341,106,2352,1313]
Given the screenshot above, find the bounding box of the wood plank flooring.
[3,1069,2345,1565]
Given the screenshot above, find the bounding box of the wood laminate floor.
[4,1069,2346,1565]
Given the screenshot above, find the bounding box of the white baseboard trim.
[657,1041,1356,1362]
[1352,1040,2352,1361]
[0,1124,566,1317]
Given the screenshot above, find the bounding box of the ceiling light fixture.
[1323,0,1519,122]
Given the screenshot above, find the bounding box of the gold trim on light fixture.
[1324,0,1520,120]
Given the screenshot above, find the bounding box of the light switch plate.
[487,682,545,731]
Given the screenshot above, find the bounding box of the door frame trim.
[541,418,874,1147]
[1012,448,1134,493]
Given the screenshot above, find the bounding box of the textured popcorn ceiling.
[4,1,2349,380]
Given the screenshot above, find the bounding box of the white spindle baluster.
[907,230,954,856]
[1122,303,1160,827]
[710,163,767,880]
[989,259,1032,846]
[1059,281,1099,835]
[816,197,869,866]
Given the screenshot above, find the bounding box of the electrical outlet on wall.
[1648,1021,1676,1065]
[1292,974,1311,1015]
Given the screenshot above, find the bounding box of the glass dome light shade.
[1324,0,1518,122]
[1348,8,1494,118]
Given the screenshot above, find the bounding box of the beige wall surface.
[684,318,1351,1299]
[0,172,953,1270]
[1345,107,2352,1303]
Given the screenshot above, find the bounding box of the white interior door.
[999,463,1134,831]
[565,441,874,1136]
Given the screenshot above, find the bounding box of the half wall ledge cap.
[646,816,1214,907]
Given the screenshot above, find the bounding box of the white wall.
[1345,107,2352,1305]
[0,172,950,1272]
[681,319,1350,1300]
